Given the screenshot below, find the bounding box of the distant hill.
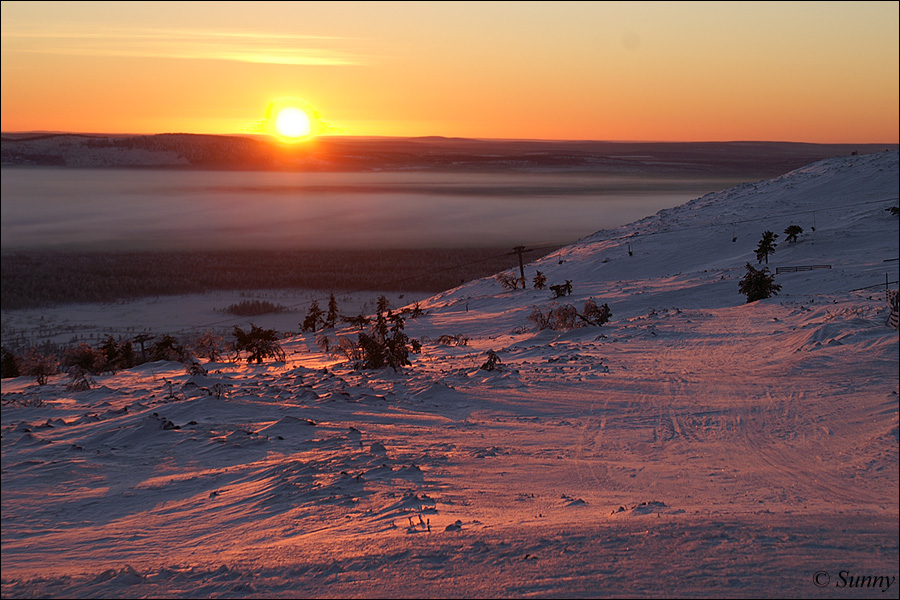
[2,133,895,178]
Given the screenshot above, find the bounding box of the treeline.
[1,247,557,310]
[5,134,894,175]
[82,133,283,169]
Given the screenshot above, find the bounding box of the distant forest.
[3,133,895,176]
[0,247,556,310]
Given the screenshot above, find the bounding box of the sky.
[1,1,898,143]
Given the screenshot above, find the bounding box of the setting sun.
[263,98,317,141]
[275,107,311,138]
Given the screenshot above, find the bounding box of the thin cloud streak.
[4,27,364,66]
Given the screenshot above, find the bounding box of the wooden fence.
[775,265,832,274]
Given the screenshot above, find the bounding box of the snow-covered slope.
[2,151,898,598]
[424,149,898,317]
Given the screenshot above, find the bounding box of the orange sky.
[2,1,898,143]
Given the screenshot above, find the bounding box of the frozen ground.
[2,150,898,598]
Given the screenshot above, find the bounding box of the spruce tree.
[784,225,803,243]
[232,324,284,364]
[325,293,340,329]
[356,295,417,370]
[302,300,325,332]
[1,347,20,378]
[738,262,782,303]
[755,231,778,264]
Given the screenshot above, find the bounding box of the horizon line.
[2,131,898,146]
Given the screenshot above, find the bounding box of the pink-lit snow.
[2,150,898,598]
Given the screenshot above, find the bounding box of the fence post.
[513,246,527,289]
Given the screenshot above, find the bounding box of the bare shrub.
[549,280,573,298]
[580,300,612,326]
[1,393,45,407]
[437,334,469,346]
[529,300,612,331]
[187,361,208,375]
[21,349,57,385]
[530,304,578,330]
[496,272,524,291]
[528,306,551,330]
[191,331,225,361]
[62,343,106,375]
[65,367,93,391]
[336,336,362,362]
[550,304,579,330]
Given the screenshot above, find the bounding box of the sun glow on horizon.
[275,107,311,138]
[265,98,318,142]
